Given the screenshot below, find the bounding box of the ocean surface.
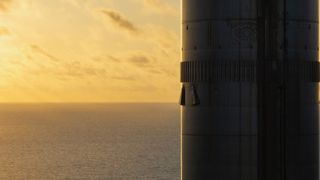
[0,103,180,180]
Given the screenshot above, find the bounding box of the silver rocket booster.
[180,0,319,179]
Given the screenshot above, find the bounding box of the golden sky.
[0,0,180,102]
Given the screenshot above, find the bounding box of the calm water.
[0,103,180,180]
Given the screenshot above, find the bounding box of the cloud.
[30,45,60,62]
[111,76,136,81]
[100,9,141,34]
[63,0,82,7]
[0,26,10,36]
[92,55,121,64]
[107,55,121,62]
[64,0,112,7]
[143,0,178,16]
[28,45,108,79]
[0,0,12,11]
[146,25,178,49]
[9,59,26,67]
[63,61,107,78]
[129,55,152,67]
[27,59,108,80]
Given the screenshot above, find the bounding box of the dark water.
[0,103,180,180]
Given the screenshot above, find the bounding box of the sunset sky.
[0,0,180,102]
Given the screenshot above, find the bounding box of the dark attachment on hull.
[180,0,320,180]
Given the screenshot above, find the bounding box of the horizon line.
[0,102,178,104]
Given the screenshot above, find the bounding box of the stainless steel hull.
[180,0,319,179]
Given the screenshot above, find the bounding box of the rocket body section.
[181,0,319,179]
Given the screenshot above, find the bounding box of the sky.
[0,0,180,102]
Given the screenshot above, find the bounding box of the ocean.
[0,103,180,180]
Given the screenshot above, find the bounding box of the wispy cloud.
[30,45,60,62]
[107,55,121,63]
[129,55,152,67]
[0,26,10,36]
[64,61,107,78]
[111,76,136,81]
[100,9,141,34]
[92,55,121,64]
[143,0,178,16]
[0,0,12,11]
[9,59,27,67]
